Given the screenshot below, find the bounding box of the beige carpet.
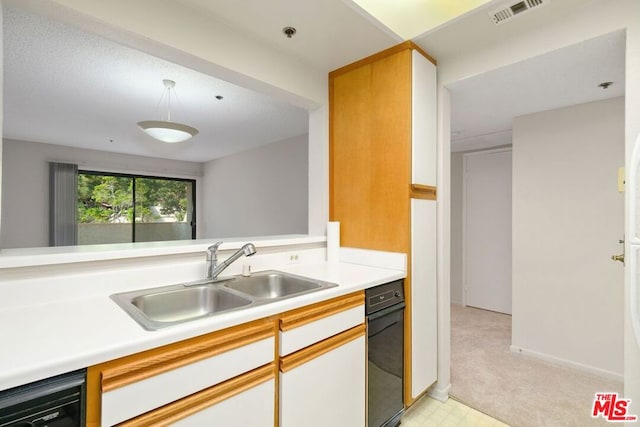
[450,305,623,427]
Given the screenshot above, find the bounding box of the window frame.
[77,170,197,242]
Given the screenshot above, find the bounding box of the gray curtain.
[49,162,78,246]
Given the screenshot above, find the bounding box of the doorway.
[447,31,625,425]
[463,148,512,314]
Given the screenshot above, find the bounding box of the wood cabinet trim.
[410,184,437,200]
[329,41,436,78]
[86,365,101,427]
[279,324,366,373]
[279,291,364,331]
[100,319,275,393]
[116,363,276,427]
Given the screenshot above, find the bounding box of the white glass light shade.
[137,120,199,143]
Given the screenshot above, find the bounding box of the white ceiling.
[171,0,402,72]
[3,0,626,161]
[2,5,312,162]
[448,30,625,152]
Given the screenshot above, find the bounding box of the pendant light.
[137,79,198,143]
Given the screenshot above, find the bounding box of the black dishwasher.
[366,279,405,427]
[0,369,86,427]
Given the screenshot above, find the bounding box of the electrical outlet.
[288,254,300,264]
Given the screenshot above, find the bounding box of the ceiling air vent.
[489,0,550,25]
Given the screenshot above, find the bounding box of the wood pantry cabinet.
[329,41,438,404]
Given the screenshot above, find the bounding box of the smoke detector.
[489,0,550,25]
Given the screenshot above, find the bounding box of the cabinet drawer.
[92,319,275,426]
[119,363,275,427]
[279,292,364,356]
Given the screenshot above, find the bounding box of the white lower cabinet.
[280,333,366,427]
[88,319,276,426]
[278,291,366,427]
[89,292,367,427]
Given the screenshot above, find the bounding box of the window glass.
[77,172,195,244]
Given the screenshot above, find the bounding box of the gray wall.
[512,97,624,375]
[1,139,203,248]
[202,134,308,238]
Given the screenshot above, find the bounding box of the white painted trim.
[461,152,468,308]
[428,382,452,402]
[434,85,451,398]
[462,147,513,157]
[509,345,624,383]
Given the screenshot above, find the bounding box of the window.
[77,171,195,244]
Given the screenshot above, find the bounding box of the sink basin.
[111,270,337,330]
[111,285,252,330]
[224,270,335,300]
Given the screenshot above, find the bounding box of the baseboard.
[451,300,463,306]
[509,345,623,382]
[427,382,451,402]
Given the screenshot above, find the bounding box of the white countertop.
[0,261,404,391]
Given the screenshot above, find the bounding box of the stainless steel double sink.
[111,270,338,330]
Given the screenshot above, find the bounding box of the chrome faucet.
[206,242,257,280]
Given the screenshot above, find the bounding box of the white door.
[463,148,512,314]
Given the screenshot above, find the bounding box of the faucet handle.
[207,241,223,259]
[208,241,223,251]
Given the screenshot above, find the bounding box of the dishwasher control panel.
[365,279,404,315]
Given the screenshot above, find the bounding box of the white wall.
[0,139,203,248]
[511,97,624,376]
[202,135,308,238]
[450,152,464,305]
[2,0,330,244]
[436,0,640,411]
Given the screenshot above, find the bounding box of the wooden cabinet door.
[330,49,411,253]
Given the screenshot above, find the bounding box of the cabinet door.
[119,364,275,427]
[330,49,412,253]
[410,198,437,398]
[172,378,274,427]
[411,50,437,187]
[280,327,366,427]
[88,319,275,426]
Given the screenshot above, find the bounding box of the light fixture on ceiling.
[137,79,198,143]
